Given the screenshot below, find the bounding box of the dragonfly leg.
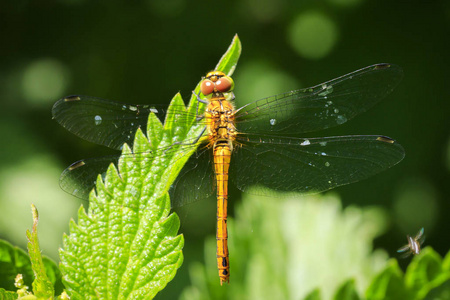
[193,90,209,104]
[192,91,208,121]
[164,126,207,153]
[187,125,207,145]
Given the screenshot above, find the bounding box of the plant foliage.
[0,207,62,296]
[180,192,450,300]
[58,35,241,299]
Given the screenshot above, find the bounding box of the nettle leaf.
[365,260,409,300]
[403,247,450,299]
[0,237,63,294]
[404,247,443,296]
[26,204,55,298]
[304,289,322,300]
[0,240,33,291]
[59,35,241,299]
[442,250,450,272]
[334,279,360,300]
[0,288,17,299]
[181,192,388,300]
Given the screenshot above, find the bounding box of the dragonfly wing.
[415,227,425,241]
[397,249,413,259]
[230,134,405,194]
[169,147,215,208]
[59,155,120,200]
[397,244,411,253]
[235,64,403,135]
[52,95,197,150]
[60,139,213,208]
[417,235,426,246]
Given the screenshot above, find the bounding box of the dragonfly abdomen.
[214,143,232,285]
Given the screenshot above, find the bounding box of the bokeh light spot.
[21,58,70,105]
[234,60,300,107]
[393,177,439,233]
[287,11,339,60]
[244,0,285,22]
[0,156,81,260]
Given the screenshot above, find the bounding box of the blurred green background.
[0,0,449,297]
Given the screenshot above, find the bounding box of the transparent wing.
[59,140,214,208]
[60,155,120,200]
[415,228,425,243]
[52,64,402,150]
[234,64,403,134]
[168,147,215,207]
[230,134,405,194]
[52,95,201,150]
[398,250,413,258]
[397,244,411,253]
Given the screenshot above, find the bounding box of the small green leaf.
[0,288,17,300]
[423,275,450,299]
[42,257,64,295]
[402,247,450,299]
[304,288,322,300]
[0,240,33,291]
[0,239,62,295]
[215,34,242,76]
[441,249,450,271]
[59,35,242,299]
[405,248,443,295]
[366,260,409,300]
[182,192,389,299]
[334,279,360,300]
[26,204,54,298]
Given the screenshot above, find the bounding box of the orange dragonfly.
[53,63,405,284]
[397,228,425,257]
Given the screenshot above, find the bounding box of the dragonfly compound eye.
[215,76,234,93]
[201,79,215,95]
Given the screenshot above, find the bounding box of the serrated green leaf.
[0,240,33,291]
[405,248,444,296]
[215,34,242,76]
[146,112,163,151]
[0,239,62,295]
[304,288,322,300]
[0,288,18,300]
[423,275,450,300]
[402,248,450,299]
[441,249,450,272]
[42,257,63,296]
[26,204,54,298]
[366,260,410,300]
[334,279,361,300]
[181,192,389,300]
[59,35,241,299]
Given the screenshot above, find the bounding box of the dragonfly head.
[201,71,235,97]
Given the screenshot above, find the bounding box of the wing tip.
[373,63,403,76]
[52,95,82,117]
[68,160,87,171]
[374,63,391,70]
[376,136,396,144]
[64,95,82,102]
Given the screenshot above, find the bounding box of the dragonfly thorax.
[205,97,237,150]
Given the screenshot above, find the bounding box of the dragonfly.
[397,228,425,257]
[53,63,405,285]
